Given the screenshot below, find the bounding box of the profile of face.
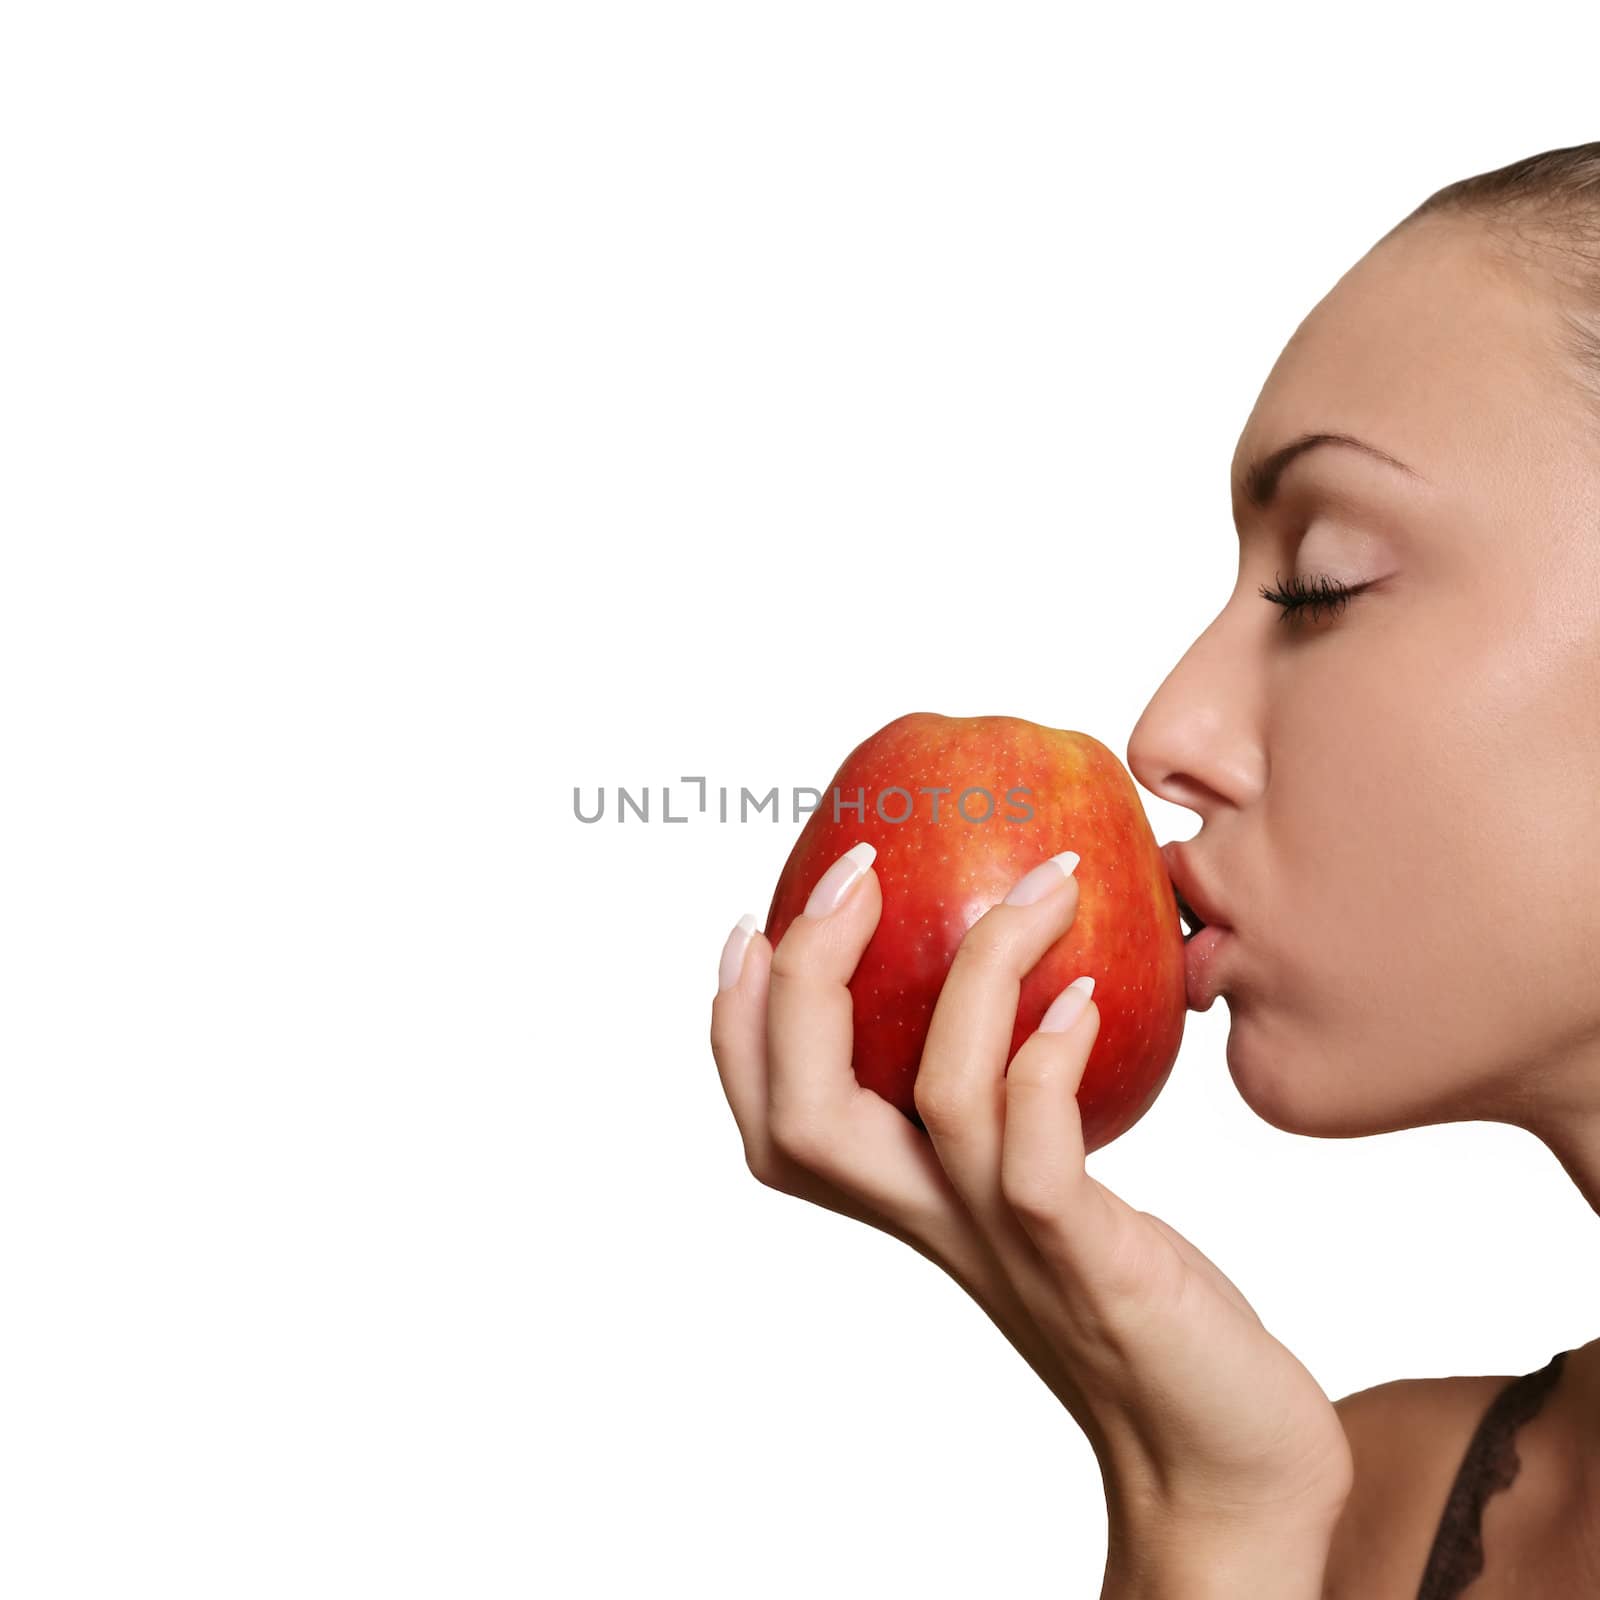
[1126,211,1600,1147]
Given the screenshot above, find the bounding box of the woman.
[709,141,1600,1598]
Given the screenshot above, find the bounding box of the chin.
[1223,1008,1419,1140]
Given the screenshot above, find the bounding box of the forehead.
[1231,215,1583,501]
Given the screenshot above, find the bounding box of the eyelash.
[1257,570,1373,626]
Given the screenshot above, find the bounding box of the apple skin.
[763,712,1186,1154]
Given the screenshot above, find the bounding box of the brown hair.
[1388,141,1600,423]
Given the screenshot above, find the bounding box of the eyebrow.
[1236,431,1423,511]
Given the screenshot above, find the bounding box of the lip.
[1184,925,1232,1011]
[1159,840,1234,942]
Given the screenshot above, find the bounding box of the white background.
[5,4,1600,1596]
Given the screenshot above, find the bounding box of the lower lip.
[1184,926,1233,1011]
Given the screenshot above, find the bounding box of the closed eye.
[1258,570,1374,625]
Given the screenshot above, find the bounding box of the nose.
[1125,611,1265,820]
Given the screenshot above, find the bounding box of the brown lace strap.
[1415,1348,1570,1600]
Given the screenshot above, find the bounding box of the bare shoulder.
[1322,1371,1513,1600]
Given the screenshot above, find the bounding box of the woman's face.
[1126,212,1600,1143]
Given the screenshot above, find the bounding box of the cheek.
[1455,602,1600,1086]
[1247,597,1600,1129]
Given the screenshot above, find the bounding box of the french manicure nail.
[718,913,758,991]
[804,841,877,918]
[1039,974,1095,1033]
[1003,850,1081,906]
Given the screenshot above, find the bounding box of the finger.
[913,851,1082,1233]
[765,841,884,1154]
[1000,975,1122,1283]
[710,913,891,1216]
[709,912,775,1176]
[762,842,980,1249]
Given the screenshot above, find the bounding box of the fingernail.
[718,913,758,991]
[1003,850,1081,906]
[804,841,877,918]
[1039,974,1095,1033]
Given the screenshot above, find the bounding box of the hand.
[709,843,1353,1530]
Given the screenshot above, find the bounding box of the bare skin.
[711,858,1356,1562]
[712,208,1600,1593]
[1126,208,1600,1587]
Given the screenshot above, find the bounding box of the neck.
[1502,1089,1600,1522]
[1525,1105,1600,1219]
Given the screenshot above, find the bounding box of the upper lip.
[1160,840,1233,937]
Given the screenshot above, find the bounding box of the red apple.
[764,712,1185,1153]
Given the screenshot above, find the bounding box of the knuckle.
[951,916,1025,979]
[768,1105,828,1169]
[1000,1166,1065,1225]
[912,1075,968,1133]
[708,1012,741,1063]
[744,1148,783,1190]
[1003,1053,1052,1094]
[767,932,813,983]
